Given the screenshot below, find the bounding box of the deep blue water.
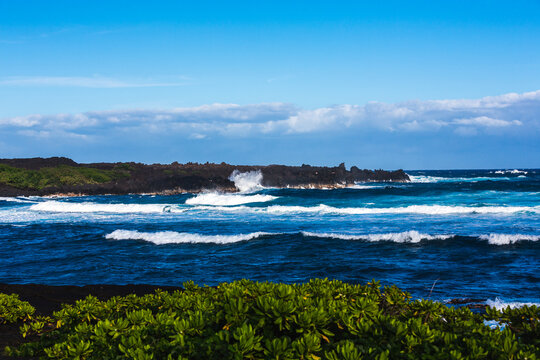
[1,169,539,306]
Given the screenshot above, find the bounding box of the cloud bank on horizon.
[1,90,539,168]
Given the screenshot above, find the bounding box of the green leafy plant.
[0,293,35,324]
[2,279,539,359]
[0,164,130,190]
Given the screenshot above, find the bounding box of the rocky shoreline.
[0,157,409,197]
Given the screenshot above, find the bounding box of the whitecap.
[408,175,511,183]
[30,201,182,214]
[263,204,539,215]
[105,229,272,244]
[185,193,277,206]
[486,297,540,310]
[479,234,540,245]
[0,197,37,203]
[302,230,453,243]
[494,169,528,175]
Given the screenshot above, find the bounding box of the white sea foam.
[105,230,271,244]
[263,204,539,215]
[486,298,540,310]
[494,169,528,175]
[349,184,381,189]
[28,201,539,216]
[302,230,453,243]
[229,170,265,193]
[408,175,511,183]
[479,233,540,245]
[0,197,36,203]
[30,201,182,214]
[185,193,277,206]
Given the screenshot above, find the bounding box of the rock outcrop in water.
[0,157,409,196]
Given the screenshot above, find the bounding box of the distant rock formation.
[0,157,409,196]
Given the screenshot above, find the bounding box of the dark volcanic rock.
[0,157,410,197]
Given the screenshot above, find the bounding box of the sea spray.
[229,170,265,193]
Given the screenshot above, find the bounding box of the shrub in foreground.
[2,279,539,359]
[0,293,35,324]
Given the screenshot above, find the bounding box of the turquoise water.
[1,169,539,306]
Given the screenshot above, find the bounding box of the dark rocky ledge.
[0,157,409,197]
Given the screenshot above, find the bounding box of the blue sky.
[1,1,539,169]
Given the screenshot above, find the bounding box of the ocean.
[1,169,539,308]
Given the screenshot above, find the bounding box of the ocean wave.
[0,196,37,203]
[105,230,271,244]
[408,175,511,183]
[27,201,539,216]
[185,193,277,206]
[263,204,539,215]
[30,201,183,214]
[349,184,382,189]
[486,297,540,310]
[493,169,528,175]
[302,230,453,243]
[479,234,540,245]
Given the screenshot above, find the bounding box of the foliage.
[2,279,539,359]
[0,164,130,190]
[0,293,35,324]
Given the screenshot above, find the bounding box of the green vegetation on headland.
[2,279,539,359]
[0,157,410,196]
[0,164,130,190]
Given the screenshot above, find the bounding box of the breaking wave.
[486,298,540,310]
[0,197,37,203]
[105,230,271,244]
[408,175,511,183]
[27,201,540,216]
[229,170,265,193]
[104,230,540,246]
[263,204,540,215]
[302,230,453,243]
[30,201,182,214]
[493,169,528,175]
[479,233,540,245]
[185,193,277,206]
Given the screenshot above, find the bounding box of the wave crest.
[479,234,540,245]
[30,201,182,214]
[302,230,453,243]
[105,230,271,244]
[264,204,539,215]
[486,297,540,310]
[185,193,277,206]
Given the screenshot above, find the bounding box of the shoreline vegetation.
[1,280,539,359]
[0,157,409,197]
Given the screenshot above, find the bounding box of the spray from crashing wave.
[185,170,274,206]
[229,170,265,193]
[486,298,540,310]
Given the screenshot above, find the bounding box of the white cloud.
[1,90,538,140]
[453,116,521,127]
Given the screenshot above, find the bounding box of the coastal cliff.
[0,157,409,196]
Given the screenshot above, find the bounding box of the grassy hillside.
[2,279,539,359]
[0,164,130,190]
